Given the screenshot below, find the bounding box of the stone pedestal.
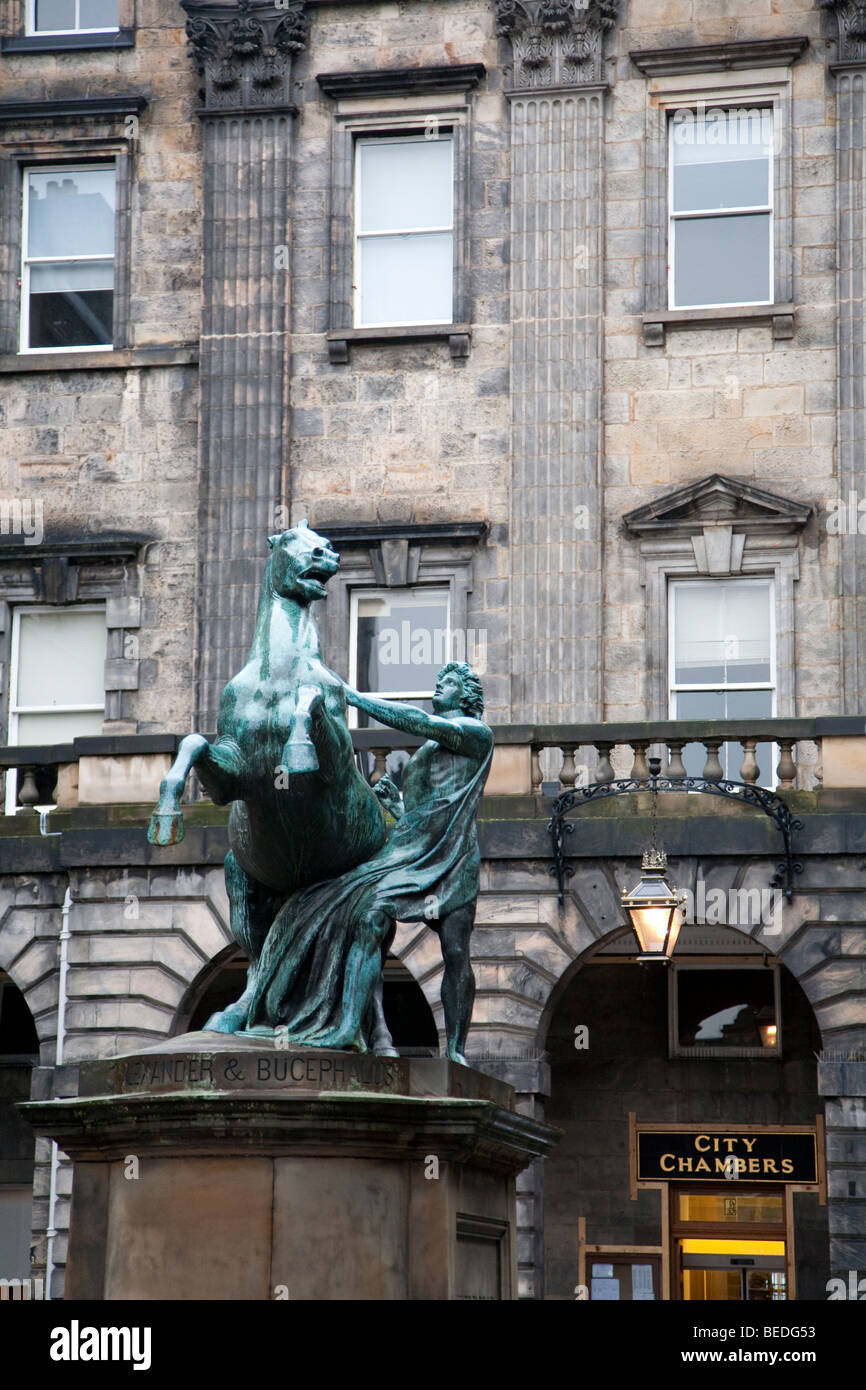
[24,1033,559,1301]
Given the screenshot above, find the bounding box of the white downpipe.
[45,884,72,1301]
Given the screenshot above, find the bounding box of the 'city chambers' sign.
[636,1130,818,1183]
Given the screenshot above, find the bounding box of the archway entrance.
[541,925,829,1301]
[0,971,39,1281]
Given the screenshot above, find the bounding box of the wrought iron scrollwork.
[547,771,804,904]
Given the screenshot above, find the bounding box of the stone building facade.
[0,0,865,1302]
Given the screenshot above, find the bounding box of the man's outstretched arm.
[344,687,490,759]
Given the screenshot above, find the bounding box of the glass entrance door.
[672,1187,788,1301]
[680,1240,787,1300]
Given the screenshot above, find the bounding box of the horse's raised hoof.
[148,810,184,846]
[447,1050,469,1067]
[282,740,319,774]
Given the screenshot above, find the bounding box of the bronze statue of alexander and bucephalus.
[147,522,492,1064]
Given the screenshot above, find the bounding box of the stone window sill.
[1,29,134,53]
[0,345,198,373]
[327,324,471,365]
[642,303,794,347]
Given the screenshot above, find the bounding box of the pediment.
[623,474,811,535]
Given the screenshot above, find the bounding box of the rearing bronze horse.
[148,521,388,1034]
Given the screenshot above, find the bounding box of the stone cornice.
[181,0,308,112]
[495,0,620,89]
[818,0,866,65]
[317,63,486,99]
[0,95,147,123]
[630,36,809,77]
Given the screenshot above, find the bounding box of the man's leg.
[436,903,476,1065]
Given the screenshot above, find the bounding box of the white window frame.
[5,604,106,814]
[26,0,118,35]
[669,962,782,1060]
[352,132,454,330]
[668,577,777,717]
[668,103,774,311]
[19,162,116,354]
[668,576,777,786]
[347,584,452,728]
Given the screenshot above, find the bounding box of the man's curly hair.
[438,662,484,719]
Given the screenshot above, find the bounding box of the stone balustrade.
[1,718,865,813]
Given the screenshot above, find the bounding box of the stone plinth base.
[24,1033,559,1301]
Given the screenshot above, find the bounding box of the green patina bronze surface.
[147,523,492,1061]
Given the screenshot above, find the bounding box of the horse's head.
[267,520,340,606]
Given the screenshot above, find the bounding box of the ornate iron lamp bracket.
[547,767,804,905]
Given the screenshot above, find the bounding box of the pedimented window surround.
[624,476,811,720]
[0,540,145,726]
[305,522,487,684]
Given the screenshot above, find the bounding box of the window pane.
[675,690,773,781]
[674,583,771,685]
[678,1192,784,1224]
[358,232,452,325]
[27,169,115,259]
[673,110,772,212]
[677,969,776,1049]
[30,262,114,292]
[15,710,104,743]
[29,271,113,348]
[673,213,771,307]
[34,0,75,29]
[28,290,113,349]
[358,137,452,233]
[674,586,725,684]
[16,611,106,708]
[356,590,450,695]
[78,0,118,26]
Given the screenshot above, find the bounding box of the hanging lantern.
[621,848,687,962]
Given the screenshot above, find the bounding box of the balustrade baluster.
[777,739,796,790]
[370,749,388,786]
[740,738,759,785]
[702,740,723,781]
[631,742,649,780]
[594,742,614,784]
[559,744,577,789]
[667,740,686,779]
[17,767,39,809]
[531,743,543,795]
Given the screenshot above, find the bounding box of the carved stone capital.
[495,0,620,89]
[181,0,308,112]
[818,0,866,64]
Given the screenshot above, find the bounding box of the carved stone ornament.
[495,0,620,88]
[818,0,866,64]
[182,0,308,111]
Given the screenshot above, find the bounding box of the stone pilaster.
[498,1,619,722]
[183,0,307,730]
[820,1,866,710]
